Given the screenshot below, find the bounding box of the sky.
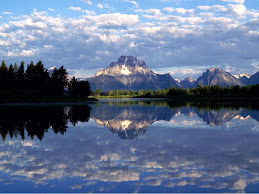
[0,0,259,79]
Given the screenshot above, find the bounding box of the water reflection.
[0,105,91,141]
[0,101,258,192]
[91,101,259,139]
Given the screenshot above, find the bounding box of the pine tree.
[14,63,18,72]
[8,64,15,88]
[16,61,25,89]
[0,60,8,89]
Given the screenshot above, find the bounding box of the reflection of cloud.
[71,184,83,190]
[0,104,258,192]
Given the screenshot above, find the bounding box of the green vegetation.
[0,60,94,103]
[91,84,259,99]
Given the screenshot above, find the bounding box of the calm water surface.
[0,100,259,193]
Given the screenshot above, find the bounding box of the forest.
[0,60,91,102]
[91,84,259,98]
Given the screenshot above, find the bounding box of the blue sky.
[0,0,259,79]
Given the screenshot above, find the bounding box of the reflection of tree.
[91,100,259,139]
[0,105,91,141]
[68,106,91,126]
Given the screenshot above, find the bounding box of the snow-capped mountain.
[88,56,181,91]
[86,56,259,90]
[234,73,251,79]
[47,66,57,76]
[196,68,244,87]
[180,77,196,89]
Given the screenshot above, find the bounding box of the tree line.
[0,60,91,98]
[92,84,259,98]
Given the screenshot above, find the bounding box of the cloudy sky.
[0,0,258,79]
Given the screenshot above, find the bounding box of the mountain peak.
[208,68,221,72]
[234,73,251,79]
[114,56,146,68]
[94,56,149,78]
[197,68,243,87]
[183,77,196,82]
[88,56,181,91]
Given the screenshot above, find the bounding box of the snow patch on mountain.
[121,65,132,75]
[234,73,251,79]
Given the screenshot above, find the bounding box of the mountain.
[247,71,259,85]
[88,56,181,91]
[47,66,57,76]
[234,73,251,79]
[180,77,196,89]
[196,68,244,87]
[234,73,251,85]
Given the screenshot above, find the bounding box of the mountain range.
[85,56,259,91]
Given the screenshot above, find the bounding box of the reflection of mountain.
[91,102,259,138]
[0,104,259,192]
[91,102,175,139]
[0,102,258,141]
[197,109,242,126]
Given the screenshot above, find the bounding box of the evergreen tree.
[68,77,91,98]
[51,66,68,96]
[16,61,25,89]
[8,64,15,88]
[14,63,18,72]
[25,61,36,89]
[0,60,8,89]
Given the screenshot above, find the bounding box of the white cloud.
[221,0,245,4]
[0,2,258,77]
[2,12,13,15]
[227,4,247,19]
[145,9,162,16]
[48,8,55,12]
[124,0,139,8]
[82,10,96,15]
[163,7,195,15]
[69,7,82,12]
[80,0,93,5]
[97,4,103,9]
[20,49,37,57]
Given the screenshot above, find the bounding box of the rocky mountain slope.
[180,77,196,89]
[247,71,259,85]
[196,68,244,87]
[86,56,258,90]
[88,56,181,91]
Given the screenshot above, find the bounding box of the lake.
[0,99,259,193]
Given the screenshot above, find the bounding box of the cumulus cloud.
[80,0,93,5]
[69,7,82,12]
[0,1,258,77]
